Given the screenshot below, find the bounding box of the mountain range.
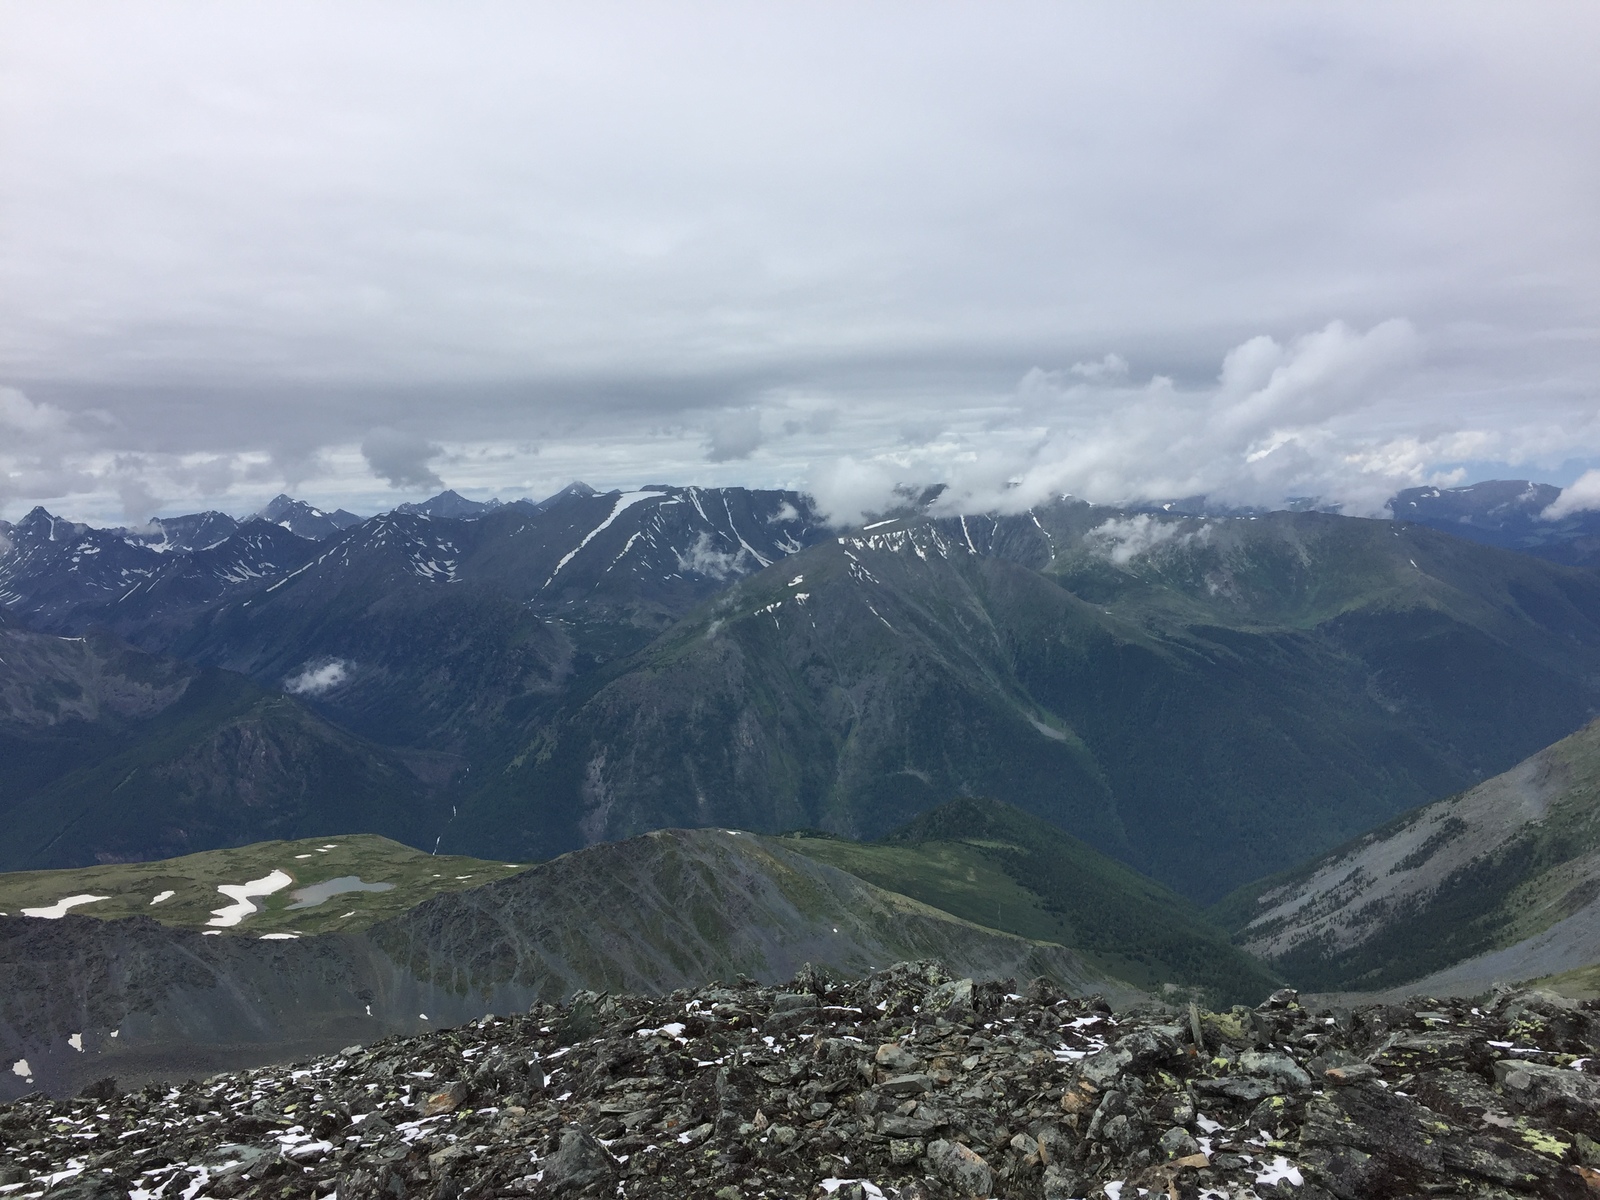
[7,483,1600,905]
[8,477,1600,1024]
[1389,478,1600,566]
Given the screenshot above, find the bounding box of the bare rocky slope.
[6,962,1600,1200]
[0,831,1125,1102]
[1219,717,1600,993]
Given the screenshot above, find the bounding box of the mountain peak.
[393,489,501,519]
[252,495,363,540]
[15,507,82,541]
[535,481,597,510]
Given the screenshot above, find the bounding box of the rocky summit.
[5,963,1600,1200]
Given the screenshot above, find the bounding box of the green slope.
[783,798,1280,1006]
[0,834,524,934]
[1217,718,1600,991]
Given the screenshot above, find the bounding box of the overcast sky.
[2,2,1598,525]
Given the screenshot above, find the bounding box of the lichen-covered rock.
[2,962,1598,1199]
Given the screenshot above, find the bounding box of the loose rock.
[0,962,1598,1198]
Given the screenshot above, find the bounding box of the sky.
[2,2,1599,526]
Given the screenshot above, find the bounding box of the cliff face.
[0,831,1128,1100]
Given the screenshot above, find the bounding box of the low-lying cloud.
[284,660,350,696]
[675,532,749,580]
[807,319,1449,524]
[1544,470,1600,519]
[1086,515,1211,566]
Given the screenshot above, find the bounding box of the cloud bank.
[0,4,1596,524]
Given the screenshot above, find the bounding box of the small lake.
[287,876,395,909]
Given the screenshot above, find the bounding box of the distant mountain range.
[0,616,448,870]
[5,479,1600,916]
[11,474,1600,1025]
[1389,478,1600,566]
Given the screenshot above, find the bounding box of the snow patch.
[150,890,175,906]
[207,870,293,927]
[542,490,658,588]
[1255,1156,1303,1186]
[22,894,110,919]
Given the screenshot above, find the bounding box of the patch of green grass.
[782,837,1075,944]
[1527,962,1600,1001]
[786,798,1282,1006]
[0,834,528,935]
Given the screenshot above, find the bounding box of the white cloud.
[1086,514,1211,566]
[0,387,71,437]
[674,532,747,580]
[1543,469,1600,519]
[284,660,349,696]
[808,319,1443,523]
[0,6,1597,524]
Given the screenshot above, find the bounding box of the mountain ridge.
[0,827,1133,1100]
[1216,716,1600,993]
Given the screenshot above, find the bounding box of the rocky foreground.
[4,962,1600,1200]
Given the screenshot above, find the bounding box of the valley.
[7,479,1600,1070]
[1218,715,1600,996]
